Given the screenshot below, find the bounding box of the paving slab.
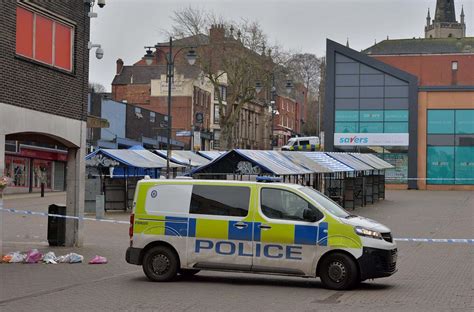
[0,190,472,312]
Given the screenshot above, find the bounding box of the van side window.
[190,185,250,217]
[261,188,323,222]
[145,184,193,214]
[299,140,310,146]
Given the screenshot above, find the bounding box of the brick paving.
[0,190,472,312]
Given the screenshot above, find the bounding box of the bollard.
[96,194,105,219]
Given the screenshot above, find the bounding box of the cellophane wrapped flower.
[0,176,10,191]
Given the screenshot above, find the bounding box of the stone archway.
[1,104,86,247]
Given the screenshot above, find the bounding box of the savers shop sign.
[334,133,409,146]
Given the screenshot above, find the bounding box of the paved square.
[0,190,472,312]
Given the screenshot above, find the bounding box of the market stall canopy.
[86,149,183,168]
[192,149,312,176]
[155,150,210,167]
[350,153,393,170]
[280,152,332,173]
[326,152,375,171]
[301,152,354,173]
[235,150,312,175]
[197,150,227,161]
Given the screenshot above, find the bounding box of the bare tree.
[287,53,321,98]
[200,38,271,149]
[89,82,106,93]
[167,6,209,38]
[168,7,319,149]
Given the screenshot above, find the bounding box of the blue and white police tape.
[0,207,129,225]
[385,177,474,181]
[394,238,473,244]
[0,207,473,244]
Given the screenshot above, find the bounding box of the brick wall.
[112,84,151,106]
[373,54,474,86]
[125,103,166,142]
[0,1,90,121]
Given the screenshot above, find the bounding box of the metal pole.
[166,37,173,179]
[271,73,275,149]
[318,93,321,136]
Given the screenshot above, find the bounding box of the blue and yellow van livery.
[126,179,397,290]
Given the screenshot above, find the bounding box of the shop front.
[324,40,418,189]
[4,145,67,194]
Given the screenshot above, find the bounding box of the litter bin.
[48,204,66,246]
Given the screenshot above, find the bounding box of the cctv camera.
[97,0,105,8]
[96,47,104,59]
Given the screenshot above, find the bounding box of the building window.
[4,156,29,188]
[150,111,156,123]
[427,109,474,185]
[134,107,143,119]
[32,160,52,189]
[214,104,220,124]
[190,185,250,217]
[451,61,458,71]
[335,109,409,134]
[214,85,227,101]
[16,6,74,72]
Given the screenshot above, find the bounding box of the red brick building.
[112,25,277,150]
[274,96,298,146]
[112,62,212,149]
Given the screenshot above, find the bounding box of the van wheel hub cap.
[328,261,346,283]
[152,254,170,275]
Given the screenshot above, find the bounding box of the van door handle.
[233,222,248,229]
[259,224,272,230]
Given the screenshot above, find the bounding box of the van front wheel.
[319,252,359,290]
[142,246,178,282]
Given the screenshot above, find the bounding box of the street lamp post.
[144,38,197,178]
[256,73,293,149]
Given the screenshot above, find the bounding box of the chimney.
[116,58,124,75]
[209,24,225,42]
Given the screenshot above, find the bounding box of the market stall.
[300,152,354,206]
[326,152,376,209]
[192,149,312,182]
[85,149,183,211]
[155,150,210,174]
[350,153,393,201]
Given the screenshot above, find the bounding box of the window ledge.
[15,54,75,77]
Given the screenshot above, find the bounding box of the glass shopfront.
[32,159,53,189]
[427,109,474,185]
[4,156,29,188]
[336,145,408,184]
[4,146,67,192]
[333,52,410,184]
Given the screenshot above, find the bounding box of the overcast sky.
[89,0,473,91]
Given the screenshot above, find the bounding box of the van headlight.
[354,226,382,240]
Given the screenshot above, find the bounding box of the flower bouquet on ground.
[0,176,10,197]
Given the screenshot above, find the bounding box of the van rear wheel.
[319,252,359,290]
[142,246,178,282]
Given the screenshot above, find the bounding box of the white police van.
[126,179,397,290]
[282,136,320,151]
